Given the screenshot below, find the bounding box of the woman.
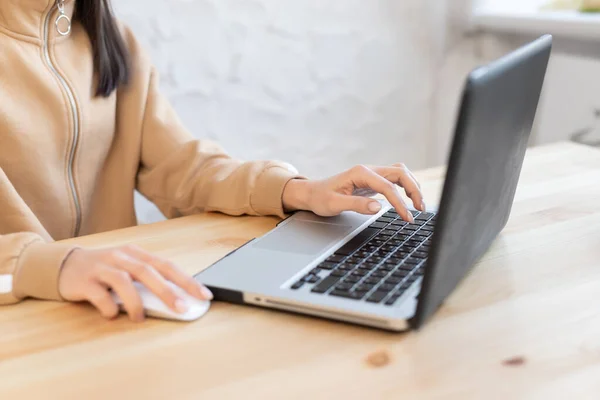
[0,0,425,322]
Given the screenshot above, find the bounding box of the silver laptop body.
[195,35,552,331]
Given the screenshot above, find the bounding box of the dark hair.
[74,0,130,97]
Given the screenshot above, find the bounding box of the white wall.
[115,0,600,223]
[114,0,454,222]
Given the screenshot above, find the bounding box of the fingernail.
[175,298,189,314]
[408,214,415,223]
[201,286,214,300]
[368,202,382,213]
[421,201,427,212]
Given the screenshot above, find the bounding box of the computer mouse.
[111,281,211,322]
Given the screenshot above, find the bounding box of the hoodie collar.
[0,0,75,42]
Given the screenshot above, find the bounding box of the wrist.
[282,179,311,212]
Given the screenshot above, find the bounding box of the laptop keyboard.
[290,209,436,306]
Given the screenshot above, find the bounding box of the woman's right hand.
[58,245,213,322]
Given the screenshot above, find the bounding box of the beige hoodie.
[0,0,302,305]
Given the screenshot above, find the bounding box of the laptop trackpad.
[253,220,353,256]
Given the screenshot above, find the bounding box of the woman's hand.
[58,245,213,322]
[282,164,425,223]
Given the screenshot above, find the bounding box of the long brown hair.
[74,0,130,97]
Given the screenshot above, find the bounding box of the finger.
[97,267,145,322]
[350,166,413,222]
[122,245,213,301]
[328,193,383,215]
[85,284,120,320]
[394,163,422,190]
[377,165,425,212]
[112,250,188,314]
[406,170,426,211]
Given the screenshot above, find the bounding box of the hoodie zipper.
[42,1,82,237]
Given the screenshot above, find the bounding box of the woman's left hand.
[282,164,425,223]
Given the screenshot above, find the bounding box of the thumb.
[330,193,382,215]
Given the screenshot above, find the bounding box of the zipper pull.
[55,0,71,36]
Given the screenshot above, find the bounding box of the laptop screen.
[412,35,553,328]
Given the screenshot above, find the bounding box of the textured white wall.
[114,0,454,222]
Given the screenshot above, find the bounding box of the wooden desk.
[2,142,600,399]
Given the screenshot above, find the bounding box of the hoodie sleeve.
[119,27,305,219]
[0,233,76,305]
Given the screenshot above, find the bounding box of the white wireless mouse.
[111,281,211,322]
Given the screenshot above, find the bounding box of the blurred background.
[113,0,600,222]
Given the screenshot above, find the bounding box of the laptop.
[195,35,552,331]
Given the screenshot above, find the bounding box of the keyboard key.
[404,225,418,231]
[330,269,346,277]
[330,290,363,300]
[377,217,394,223]
[404,258,421,266]
[410,210,420,217]
[379,264,394,272]
[355,283,374,293]
[383,258,402,266]
[364,277,381,285]
[366,290,389,303]
[386,224,402,232]
[335,282,354,292]
[378,283,397,291]
[291,281,304,289]
[335,227,380,256]
[392,269,410,278]
[304,275,320,283]
[338,264,354,272]
[416,212,435,220]
[369,222,388,229]
[374,249,390,257]
[370,270,388,278]
[383,260,401,268]
[412,251,428,259]
[419,226,434,232]
[413,231,431,238]
[390,220,407,226]
[366,256,383,264]
[398,264,416,272]
[311,275,342,293]
[384,295,401,306]
[384,276,402,284]
[318,262,337,270]
[310,268,321,275]
[352,269,369,277]
[361,261,379,269]
[345,275,361,283]
[412,219,426,226]
[356,264,372,271]
[327,254,345,263]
